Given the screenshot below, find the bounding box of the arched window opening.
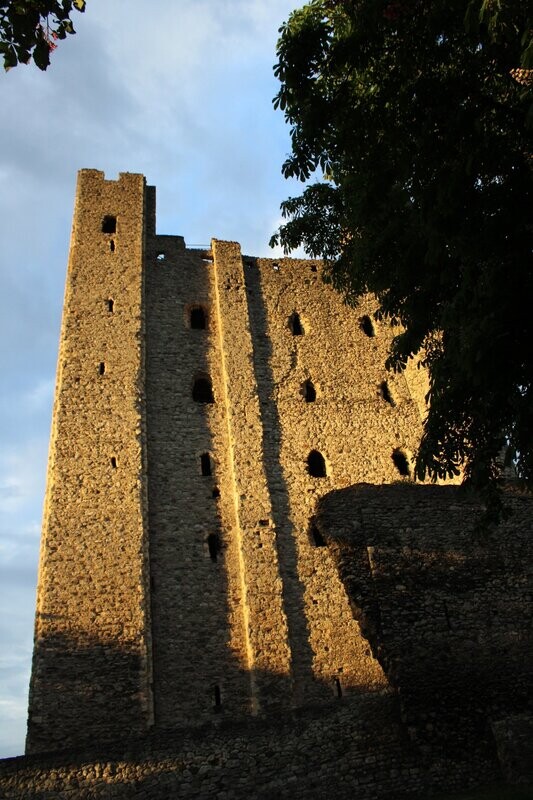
[101,216,116,234]
[360,315,375,337]
[380,381,395,406]
[310,525,326,547]
[303,379,316,402]
[190,306,207,330]
[200,453,212,476]
[106,299,114,313]
[193,376,214,404]
[392,449,410,477]
[307,450,327,478]
[110,456,117,469]
[207,533,220,562]
[98,362,105,376]
[289,312,304,336]
[109,239,115,253]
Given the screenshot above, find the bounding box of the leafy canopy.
[1,0,85,71]
[271,0,533,490]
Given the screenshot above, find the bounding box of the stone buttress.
[26,170,153,753]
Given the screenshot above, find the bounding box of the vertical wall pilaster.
[26,170,152,753]
[212,240,292,709]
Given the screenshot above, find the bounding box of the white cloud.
[22,379,55,413]
[0,439,48,515]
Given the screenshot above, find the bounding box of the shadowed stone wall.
[316,483,533,782]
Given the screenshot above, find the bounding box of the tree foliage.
[271,0,533,491]
[1,0,85,71]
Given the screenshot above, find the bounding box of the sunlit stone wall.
[26,170,153,753]
[26,170,433,752]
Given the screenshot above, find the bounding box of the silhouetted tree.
[1,0,85,71]
[271,0,532,491]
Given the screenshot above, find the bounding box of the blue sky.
[0,0,305,758]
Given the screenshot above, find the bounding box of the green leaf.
[33,37,51,70]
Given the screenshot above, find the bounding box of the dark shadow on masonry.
[243,258,319,706]
[19,624,515,797]
[144,245,251,726]
[316,483,533,765]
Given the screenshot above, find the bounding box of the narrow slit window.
[106,299,114,313]
[289,312,304,336]
[193,377,214,404]
[190,306,207,330]
[334,678,343,698]
[380,380,395,406]
[360,315,375,337]
[310,525,326,547]
[101,216,116,234]
[303,379,316,402]
[207,533,220,562]
[109,239,115,253]
[200,453,212,476]
[307,450,327,478]
[110,456,117,469]
[392,449,410,476]
[443,601,452,630]
[214,685,221,709]
[98,362,105,375]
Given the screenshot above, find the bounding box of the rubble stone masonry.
[1,170,531,799]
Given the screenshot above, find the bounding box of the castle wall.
[144,235,252,724]
[26,171,153,752]
[11,170,533,797]
[0,696,502,799]
[25,170,455,747]
[317,484,533,750]
[242,256,424,705]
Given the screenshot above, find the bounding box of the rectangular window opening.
[102,215,116,234]
[200,453,212,476]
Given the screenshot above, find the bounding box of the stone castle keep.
[1,169,532,799]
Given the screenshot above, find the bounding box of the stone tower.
[26,169,428,754]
